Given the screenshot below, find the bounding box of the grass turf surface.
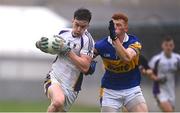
[0,100,99,112]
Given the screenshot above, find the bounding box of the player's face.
[72,19,89,37]
[113,19,128,36]
[162,40,175,56]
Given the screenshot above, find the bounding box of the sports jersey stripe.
[43,74,51,96]
[52,56,58,63]
[129,41,142,55]
[99,88,104,106]
[88,37,94,56]
[176,56,180,69]
[153,59,160,95]
[58,30,69,35]
[85,31,93,50]
[85,31,94,56]
[73,72,83,91]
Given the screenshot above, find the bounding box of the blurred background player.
[94,12,148,112]
[148,36,180,112]
[35,8,94,112]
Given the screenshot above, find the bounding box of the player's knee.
[161,104,173,112]
[163,108,173,112]
[159,101,174,112]
[161,106,173,112]
[128,102,148,112]
[52,97,65,108]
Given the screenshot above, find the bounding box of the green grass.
[70,104,99,112]
[0,100,99,112]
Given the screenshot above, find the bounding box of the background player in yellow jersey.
[94,12,148,112]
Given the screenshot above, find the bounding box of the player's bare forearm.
[144,69,158,81]
[150,74,159,81]
[67,51,92,73]
[113,39,135,61]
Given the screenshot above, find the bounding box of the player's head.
[161,36,175,57]
[72,8,92,37]
[111,12,128,36]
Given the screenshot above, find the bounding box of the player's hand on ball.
[36,37,49,53]
[109,20,117,41]
[52,35,71,55]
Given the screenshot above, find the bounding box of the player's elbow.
[80,66,89,73]
[123,55,133,62]
[124,57,131,62]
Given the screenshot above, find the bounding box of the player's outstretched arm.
[144,69,167,84]
[143,69,157,80]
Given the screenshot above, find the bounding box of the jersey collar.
[161,51,173,58]
[108,33,129,45]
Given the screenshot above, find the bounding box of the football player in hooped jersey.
[94,13,148,112]
[36,8,94,112]
[149,36,180,112]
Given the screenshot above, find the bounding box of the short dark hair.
[162,35,174,42]
[74,8,92,23]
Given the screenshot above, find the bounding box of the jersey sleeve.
[139,55,150,69]
[176,54,180,70]
[148,56,158,69]
[80,32,95,58]
[129,41,142,55]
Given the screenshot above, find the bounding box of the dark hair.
[162,35,174,42]
[112,12,128,24]
[74,8,92,23]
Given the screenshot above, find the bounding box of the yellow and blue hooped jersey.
[95,34,142,90]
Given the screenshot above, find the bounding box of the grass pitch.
[0,100,99,112]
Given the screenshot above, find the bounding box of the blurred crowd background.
[0,0,180,112]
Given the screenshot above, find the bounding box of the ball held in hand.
[46,36,60,54]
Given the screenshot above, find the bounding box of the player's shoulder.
[58,28,72,35]
[127,34,141,45]
[151,53,162,61]
[83,30,93,40]
[128,34,140,41]
[82,30,94,46]
[172,52,180,59]
[95,36,108,46]
[95,37,109,54]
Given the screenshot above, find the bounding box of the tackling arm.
[67,48,99,74]
[67,51,92,73]
[84,48,99,75]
